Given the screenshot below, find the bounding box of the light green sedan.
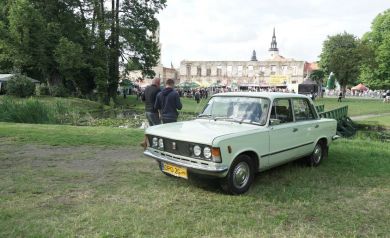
[144,92,338,194]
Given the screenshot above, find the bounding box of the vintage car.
[143,92,338,194]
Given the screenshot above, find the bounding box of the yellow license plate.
[162,163,188,179]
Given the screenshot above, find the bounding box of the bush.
[5,75,36,97]
[0,97,55,123]
[37,84,50,96]
[50,86,69,97]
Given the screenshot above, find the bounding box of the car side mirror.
[269,119,281,126]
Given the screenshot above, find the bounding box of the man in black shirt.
[142,78,161,126]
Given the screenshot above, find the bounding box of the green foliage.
[0,0,166,103]
[319,32,362,91]
[49,85,69,97]
[36,84,50,96]
[360,9,390,89]
[309,69,324,82]
[5,74,35,97]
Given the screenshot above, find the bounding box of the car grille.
[147,136,192,157]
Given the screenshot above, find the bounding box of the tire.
[221,154,255,195]
[308,141,327,166]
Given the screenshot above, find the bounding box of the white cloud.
[157,0,390,67]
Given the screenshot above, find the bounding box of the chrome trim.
[144,148,228,175]
[332,135,341,141]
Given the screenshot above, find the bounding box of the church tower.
[269,28,279,58]
[250,50,258,61]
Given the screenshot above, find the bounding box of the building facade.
[179,29,310,91]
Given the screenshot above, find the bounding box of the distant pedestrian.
[142,78,161,126]
[385,90,390,103]
[140,78,161,149]
[338,92,343,102]
[155,79,182,123]
[194,90,200,103]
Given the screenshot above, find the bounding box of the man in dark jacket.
[155,79,182,123]
[142,78,161,126]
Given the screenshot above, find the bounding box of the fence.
[319,105,356,137]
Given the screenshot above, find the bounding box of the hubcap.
[313,144,322,164]
[233,162,250,189]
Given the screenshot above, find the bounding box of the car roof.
[213,92,310,100]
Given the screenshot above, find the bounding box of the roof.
[0,74,39,83]
[213,91,309,100]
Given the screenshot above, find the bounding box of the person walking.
[338,91,343,102]
[142,78,161,126]
[155,79,182,123]
[140,78,161,149]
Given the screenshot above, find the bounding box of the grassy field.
[0,123,389,237]
[0,122,143,146]
[359,115,390,128]
[313,97,390,116]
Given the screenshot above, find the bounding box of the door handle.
[293,128,298,132]
[315,124,319,128]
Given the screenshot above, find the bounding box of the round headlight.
[203,147,211,159]
[152,137,158,147]
[193,145,201,156]
[158,138,164,148]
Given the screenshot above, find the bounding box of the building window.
[227,65,232,76]
[270,65,277,75]
[217,66,222,77]
[259,66,265,73]
[186,64,191,77]
[247,65,253,77]
[197,66,201,76]
[206,68,211,76]
[237,65,243,77]
[292,66,297,75]
[281,65,288,75]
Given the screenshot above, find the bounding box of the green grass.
[0,95,106,113]
[359,115,390,128]
[0,122,389,237]
[0,122,143,146]
[314,97,390,116]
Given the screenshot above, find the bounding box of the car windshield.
[198,96,270,125]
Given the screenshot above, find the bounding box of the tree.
[0,0,166,103]
[359,9,390,89]
[319,32,362,93]
[309,69,325,97]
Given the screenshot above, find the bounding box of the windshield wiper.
[197,114,212,118]
[213,116,242,123]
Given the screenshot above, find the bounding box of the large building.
[179,29,313,91]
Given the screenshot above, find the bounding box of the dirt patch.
[0,138,145,172]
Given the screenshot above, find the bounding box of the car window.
[270,99,293,123]
[292,98,315,121]
[200,96,270,125]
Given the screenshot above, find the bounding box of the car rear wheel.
[308,141,327,166]
[221,154,254,195]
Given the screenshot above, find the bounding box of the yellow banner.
[270,75,288,85]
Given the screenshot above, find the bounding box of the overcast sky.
[157,0,389,67]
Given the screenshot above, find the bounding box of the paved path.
[350,113,390,121]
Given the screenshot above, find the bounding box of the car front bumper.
[143,148,229,177]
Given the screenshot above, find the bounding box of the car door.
[267,98,299,167]
[290,98,318,157]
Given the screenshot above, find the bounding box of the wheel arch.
[234,150,259,172]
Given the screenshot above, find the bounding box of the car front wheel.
[308,141,327,166]
[221,154,255,195]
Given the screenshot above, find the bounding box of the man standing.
[155,79,182,123]
[142,78,161,126]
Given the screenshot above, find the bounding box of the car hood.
[145,119,264,145]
